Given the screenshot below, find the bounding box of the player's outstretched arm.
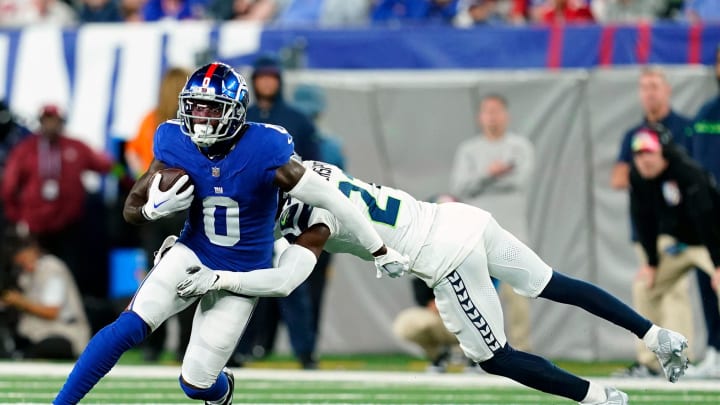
[274,159,410,277]
[176,224,330,298]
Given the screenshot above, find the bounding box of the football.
[156,167,192,193]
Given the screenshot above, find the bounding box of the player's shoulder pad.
[248,122,293,144]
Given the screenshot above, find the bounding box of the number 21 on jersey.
[338,181,400,227]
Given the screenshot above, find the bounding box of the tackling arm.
[274,159,385,256]
[275,159,410,277]
[176,224,330,298]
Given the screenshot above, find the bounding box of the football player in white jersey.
[176,160,690,405]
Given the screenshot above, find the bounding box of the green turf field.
[1,375,719,404]
[2,360,719,405]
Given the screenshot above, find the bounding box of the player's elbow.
[273,285,294,297]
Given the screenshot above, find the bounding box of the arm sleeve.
[214,244,318,297]
[287,168,384,254]
[630,176,660,266]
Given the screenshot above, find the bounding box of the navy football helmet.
[178,62,250,147]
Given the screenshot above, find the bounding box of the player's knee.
[112,311,150,346]
[477,344,514,376]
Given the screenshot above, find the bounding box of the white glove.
[153,235,178,266]
[176,266,219,297]
[142,173,194,221]
[373,246,410,279]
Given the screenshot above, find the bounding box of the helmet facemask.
[179,92,246,147]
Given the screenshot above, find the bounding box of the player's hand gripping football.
[176,266,219,297]
[373,246,411,279]
[142,173,194,221]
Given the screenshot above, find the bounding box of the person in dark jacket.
[685,44,720,379]
[629,124,720,376]
[246,55,320,161]
[234,55,320,369]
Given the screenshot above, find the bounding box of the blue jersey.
[153,120,294,271]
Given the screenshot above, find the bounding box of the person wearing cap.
[0,104,113,295]
[0,231,90,359]
[628,124,720,377]
[610,66,706,378]
[236,55,320,370]
[685,45,720,378]
[612,67,694,191]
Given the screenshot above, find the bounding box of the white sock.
[642,324,661,351]
[579,382,607,404]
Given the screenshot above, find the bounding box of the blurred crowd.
[0,0,719,29]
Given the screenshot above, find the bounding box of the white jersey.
[278,161,494,284]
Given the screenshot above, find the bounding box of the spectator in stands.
[77,0,123,23]
[685,0,720,23]
[0,0,77,26]
[450,94,534,352]
[534,0,593,24]
[685,45,720,378]
[207,0,276,22]
[591,0,667,23]
[291,83,346,347]
[454,0,506,26]
[119,0,146,21]
[0,231,90,359]
[0,105,113,296]
[142,0,207,21]
[318,0,371,26]
[124,67,195,362]
[372,0,459,25]
[624,124,720,378]
[274,0,369,27]
[233,55,320,370]
[393,277,460,373]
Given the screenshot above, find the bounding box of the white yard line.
[0,362,718,391]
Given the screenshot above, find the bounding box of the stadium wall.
[0,24,715,360]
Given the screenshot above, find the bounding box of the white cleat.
[591,387,628,405]
[685,347,720,379]
[652,328,689,383]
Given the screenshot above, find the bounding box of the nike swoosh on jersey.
[153,199,170,209]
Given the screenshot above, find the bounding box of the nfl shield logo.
[212,167,220,177]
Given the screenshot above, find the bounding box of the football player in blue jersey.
[53,63,409,405]
[176,160,692,405]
